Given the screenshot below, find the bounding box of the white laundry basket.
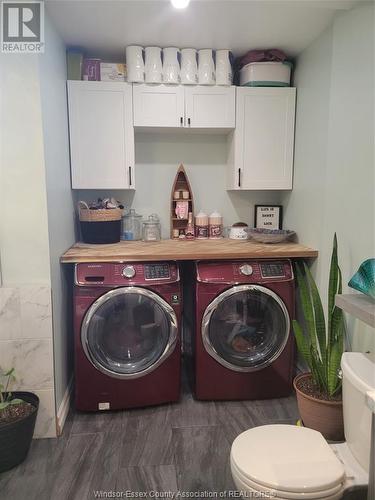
[240,61,292,87]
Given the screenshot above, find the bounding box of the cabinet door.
[233,88,296,190]
[184,86,235,128]
[133,84,184,127]
[68,81,135,189]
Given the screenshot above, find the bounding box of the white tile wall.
[19,287,53,339]
[0,339,54,390]
[0,288,21,339]
[0,286,56,438]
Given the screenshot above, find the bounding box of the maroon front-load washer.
[194,260,295,400]
[74,261,181,411]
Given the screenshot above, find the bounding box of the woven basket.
[79,207,122,223]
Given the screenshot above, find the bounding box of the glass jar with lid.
[142,214,161,242]
[121,209,143,241]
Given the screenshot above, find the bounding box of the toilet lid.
[231,458,344,499]
[231,425,345,494]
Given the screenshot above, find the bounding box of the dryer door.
[81,287,178,379]
[202,285,290,372]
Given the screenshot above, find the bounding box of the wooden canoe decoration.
[170,164,195,239]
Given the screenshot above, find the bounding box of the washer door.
[202,285,290,372]
[81,287,178,379]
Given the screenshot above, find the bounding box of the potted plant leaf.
[0,368,39,472]
[293,234,345,441]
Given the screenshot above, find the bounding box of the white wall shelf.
[335,293,375,328]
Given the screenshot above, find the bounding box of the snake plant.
[293,234,344,398]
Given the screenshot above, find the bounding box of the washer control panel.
[145,263,170,280]
[260,262,285,278]
[75,262,178,285]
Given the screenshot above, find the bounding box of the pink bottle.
[186,212,195,240]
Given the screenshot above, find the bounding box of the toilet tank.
[341,352,375,472]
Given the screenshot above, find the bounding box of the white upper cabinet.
[67,81,135,189]
[133,84,235,129]
[67,82,295,192]
[133,84,184,127]
[184,86,235,128]
[228,88,296,190]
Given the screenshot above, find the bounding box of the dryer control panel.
[260,262,286,278]
[75,262,179,286]
[196,260,293,284]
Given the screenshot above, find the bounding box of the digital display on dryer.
[260,263,285,278]
[145,263,170,280]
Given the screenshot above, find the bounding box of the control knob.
[239,264,253,276]
[122,265,136,279]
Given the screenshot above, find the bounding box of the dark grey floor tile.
[14,434,67,476]
[172,426,235,494]
[45,433,99,499]
[34,432,121,500]
[252,395,299,422]
[123,402,170,420]
[0,466,18,497]
[0,368,300,500]
[69,408,126,436]
[120,405,173,467]
[169,392,217,428]
[215,400,265,444]
[28,432,121,500]
[0,472,55,500]
[115,465,178,496]
[72,432,123,500]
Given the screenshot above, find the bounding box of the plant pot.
[293,373,344,441]
[0,391,39,472]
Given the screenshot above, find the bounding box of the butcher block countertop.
[61,239,318,263]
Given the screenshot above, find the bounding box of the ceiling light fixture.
[171,0,190,9]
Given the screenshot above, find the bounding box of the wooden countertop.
[61,239,318,263]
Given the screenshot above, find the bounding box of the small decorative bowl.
[248,228,295,244]
[348,258,375,299]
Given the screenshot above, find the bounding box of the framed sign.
[254,205,283,229]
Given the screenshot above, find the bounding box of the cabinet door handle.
[188,117,191,126]
[238,168,241,188]
[129,166,132,186]
[180,116,183,126]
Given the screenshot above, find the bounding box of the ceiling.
[46,0,369,60]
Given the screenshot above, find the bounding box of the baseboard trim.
[56,377,73,436]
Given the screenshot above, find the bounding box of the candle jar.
[142,214,161,241]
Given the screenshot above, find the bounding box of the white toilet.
[230,352,374,499]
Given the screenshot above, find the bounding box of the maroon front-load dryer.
[74,261,181,411]
[194,260,295,400]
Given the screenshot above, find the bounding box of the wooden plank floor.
[0,370,299,500]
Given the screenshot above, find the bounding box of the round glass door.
[202,285,290,372]
[81,287,178,379]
